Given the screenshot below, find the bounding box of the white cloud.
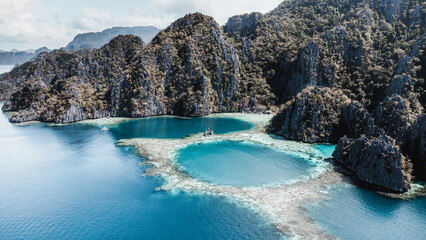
[0,0,37,36]
[11,12,37,34]
[73,7,112,31]
[0,0,283,50]
[154,0,202,16]
[153,0,282,25]
[0,0,38,12]
[72,6,173,32]
[0,0,69,50]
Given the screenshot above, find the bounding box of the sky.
[0,0,283,51]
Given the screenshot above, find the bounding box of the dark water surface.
[1,103,424,240]
[0,105,281,240]
[109,116,253,139]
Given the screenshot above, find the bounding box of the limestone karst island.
[0,0,424,239]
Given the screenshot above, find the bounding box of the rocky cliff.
[3,35,144,123]
[333,135,412,192]
[268,0,424,191]
[1,0,425,192]
[270,87,351,143]
[270,85,423,191]
[1,14,273,123]
[402,114,426,180]
[270,86,380,143]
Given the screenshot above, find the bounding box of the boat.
[204,128,214,136]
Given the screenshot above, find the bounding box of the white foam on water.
[6,109,424,238]
[118,113,346,239]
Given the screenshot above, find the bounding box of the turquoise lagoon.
[1,103,425,239]
[0,106,281,239]
[177,141,316,186]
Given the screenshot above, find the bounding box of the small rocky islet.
[0,0,425,194]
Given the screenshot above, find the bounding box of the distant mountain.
[0,47,51,65]
[1,0,425,193]
[65,26,161,51]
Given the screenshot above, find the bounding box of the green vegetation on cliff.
[0,0,424,191]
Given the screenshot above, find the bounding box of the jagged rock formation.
[1,0,425,191]
[1,14,273,123]
[270,86,379,143]
[268,0,425,191]
[3,35,144,123]
[270,87,351,143]
[224,12,264,37]
[374,94,423,143]
[333,135,412,192]
[402,114,426,180]
[270,85,422,191]
[340,101,378,139]
[65,26,161,51]
[124,13,270,117]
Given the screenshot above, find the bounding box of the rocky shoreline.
[5,108,425,238]
[110,113,425,239]
[117,113,342,239]
[270,86,424,192]
[1,0,424,195]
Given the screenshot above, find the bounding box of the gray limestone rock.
[333,135,412,192]
[374,94,422,143]
[385,74,414,97]
[340,101,377,138]
[403,114,426,180]
[271,87,351,143]
[224,12,264,37]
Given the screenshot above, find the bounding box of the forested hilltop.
[0,0,424,192]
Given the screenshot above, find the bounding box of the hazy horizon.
[0,0,282,51]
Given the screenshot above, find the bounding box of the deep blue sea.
[311,145,426,239]
[177,141,315,186]
[0,106,281,240]
[307,184,426,240]
[0,103,424,239]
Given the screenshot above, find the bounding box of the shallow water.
[177,141,316,187]
[0,104,282,239]
[310,145,425,239]
[307,185,426,240]
[2,102,425,240]
[108,116,253,139]
[314,144,336,158]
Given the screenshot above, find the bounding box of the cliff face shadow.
[267,133,285,140]
[324,158,425,199]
